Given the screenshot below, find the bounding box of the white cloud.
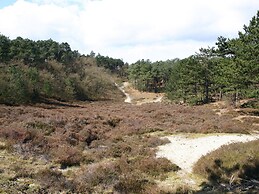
[0,0,258,63]
[29,0,83,7]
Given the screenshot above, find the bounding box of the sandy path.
[115,82,132,103]
[156,133,259,173]
[116,82,164,105]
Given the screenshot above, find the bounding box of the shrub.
[105,117,122,128]
[193,140,259,192]
[0,127,27,143]
[0,57,123,104]
[35,168,73,192]
[51,145,82,169]
[143,135,171,148]
[114,172,152,194]
[25,121,55,136]
[73,162,119,193]
[135,157,180,178]
[78,128,99,146]
[109,142,132,158]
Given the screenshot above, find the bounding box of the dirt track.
[118,82,164,105]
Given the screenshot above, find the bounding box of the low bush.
[0,127,28,145]
[105,117,122,128]
[25,121,55,136]
[114,172,152,194]
[134,156,179,178]
[193,140,259,192]
[0,60,123,105]
[73,162,119,192]
[51,145,82,169]
[35,168,73,192]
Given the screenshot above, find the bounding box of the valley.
[0,85,258,193]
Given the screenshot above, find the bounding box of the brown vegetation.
[193,139,259,193]
[0,100,258,193]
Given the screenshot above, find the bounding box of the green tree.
[128,59,176,93]
[7,66,30,104]
[215,11,259,100]
[95,54,126,77]
[0,34,11,62]
[237,11,259,92]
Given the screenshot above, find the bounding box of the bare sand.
[156,133,259,173]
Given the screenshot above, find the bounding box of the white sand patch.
[156,133,259,173]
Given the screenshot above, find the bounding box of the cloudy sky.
[0,0,258,63]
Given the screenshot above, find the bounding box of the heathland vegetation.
[0,10,258,194]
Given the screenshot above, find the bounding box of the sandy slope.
[156,133,259,173]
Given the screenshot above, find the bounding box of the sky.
[0,0,258,63]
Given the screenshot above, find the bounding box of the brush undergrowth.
[193,140,259,193]
[0,101,258,193]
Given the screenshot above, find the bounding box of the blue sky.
[0,0,258,63]
[0,0,16,8]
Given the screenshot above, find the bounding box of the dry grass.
[193,140,259,193]
[0,144,55,193]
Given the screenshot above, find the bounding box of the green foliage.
[1,11,259,105]
[95,53,128,77]
[0,36,79,65]
[0,34,11,62]
[128,59,179,93]
[215,11,259,100]
[0,66,39,104]
[166,52,220,104]
[166,11,259,105]
[167,56,201,103]
[0,35,125,104]
[129,10,258,105]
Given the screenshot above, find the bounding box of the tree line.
[128,11,259,105]
[0,36,79,65]
[0,36,127,104]
[1,11,258,105]
[128,59,179,93]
